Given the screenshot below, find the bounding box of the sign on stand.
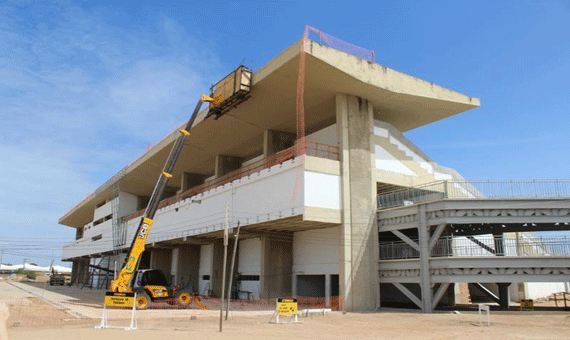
[104,292,135,308]
[270,298,301,324]
[277,298,298,315]
[520,299,534,311]
[96,292,137,330]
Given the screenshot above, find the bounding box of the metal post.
[418,205,432,312]
[129,292,137,330]
[226,221,241,320]
[219,203,229,332]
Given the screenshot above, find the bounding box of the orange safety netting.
[295,25,376,150]
[128,295,345,312]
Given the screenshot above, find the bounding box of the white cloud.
[0,1,224,265]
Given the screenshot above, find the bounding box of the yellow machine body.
[109,217,154,293]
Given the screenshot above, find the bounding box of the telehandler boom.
[106,65,252,309]
[108,94,213,309]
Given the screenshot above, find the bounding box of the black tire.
[176,289,192,307]
[135,292,151,310]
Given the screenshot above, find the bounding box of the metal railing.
[379,235,570,260]
[378,179,570,209]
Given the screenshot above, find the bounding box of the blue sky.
[1,0,569,265]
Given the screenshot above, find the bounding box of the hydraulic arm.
[109,94,213,293]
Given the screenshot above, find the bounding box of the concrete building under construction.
[59,28,570,312]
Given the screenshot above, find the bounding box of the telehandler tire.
[135,292,151,310]
[176,289,192,307]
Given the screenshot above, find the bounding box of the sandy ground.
[2,282,570,340]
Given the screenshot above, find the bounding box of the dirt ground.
[3,282,570,340]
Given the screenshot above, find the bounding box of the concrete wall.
[293,226,340,301]
[293,226,340,276]
[260,235,293,299]
[306,123,338,146]
[372,120,466,188]
[304,171,340,210]
[510,282,569,302]
[93,200,112,222]
[63,157,305,259]
[77,192,138,243]
[150,249,172,282]
[118,192,139,218]
[177,245,200,291]
[82,219,111,241]
[238,238,261,300]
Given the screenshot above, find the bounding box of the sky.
[0,0,569,266]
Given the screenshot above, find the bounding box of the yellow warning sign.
[105,292,135,308]
[277,298,298,315]
[520,299,534,310]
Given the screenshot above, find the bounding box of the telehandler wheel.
[176,289,192,307]
[135,292,151,310]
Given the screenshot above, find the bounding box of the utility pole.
[226,221,241,320]
[219,203,229,332]
[0,248,3,265]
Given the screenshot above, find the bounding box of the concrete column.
[325,274,331,307]
[180,173,208,192]
[263,130,296,157]
[150,249,172,282]
[75,227,83,240]
[260,236,270,299]
[336,94,378,311]
[260,234,293,299]
[71,260,79,284]
[171,247,179,285]
[211,239,224,297]
[418,205,432,313]
[212,239,240,297]
[178,245,200,292]
[292,274,298,296]
[215,154,242,178]
[72,258,89,286]
[149,251,155,269]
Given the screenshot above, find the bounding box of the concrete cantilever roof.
[59,39,480,228]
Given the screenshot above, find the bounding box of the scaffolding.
[82,257,115,290]
[111,179,128,254]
